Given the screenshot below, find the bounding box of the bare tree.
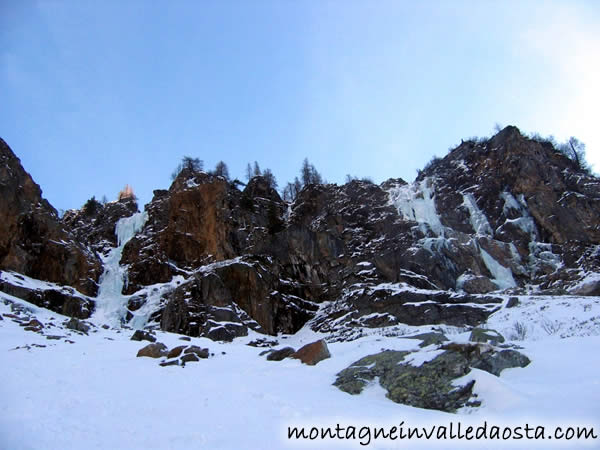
[559,137,588,172]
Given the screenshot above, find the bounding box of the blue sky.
[1,1,599,212]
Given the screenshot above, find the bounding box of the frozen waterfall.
[93,211,148,327]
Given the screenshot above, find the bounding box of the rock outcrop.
[63,196,139,254]
[334,342,530,412]
[0,138,101,296]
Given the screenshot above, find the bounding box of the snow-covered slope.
[1,291,598,449]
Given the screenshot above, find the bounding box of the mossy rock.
[334,343,530,412]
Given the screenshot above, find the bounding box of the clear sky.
[1,0,599,212]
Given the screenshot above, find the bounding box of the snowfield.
[1,291,599,449]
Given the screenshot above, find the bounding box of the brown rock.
[167,345,187,359]
[291,340,331,366]
[22,318,44,332]
[0,138,101,295]
[136,342,168,358]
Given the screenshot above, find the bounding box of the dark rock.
[136,342,168,358]
[183,345,209,359]
[45,335,63,340]
[159,359,180,367]
[459,276,498,294]
[179,336,191,341]
[0,280,94,319]
[470,349,530,376]
[266,347,296,361]
[65,318,90,334]
[247,338,279,348]
[180,353,199,364]
[62,196,139,254]
[130,330,156,342]
[506,297,520,308]
[291,340,331,366]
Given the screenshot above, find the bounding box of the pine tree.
[262,168,277,190]
[214,161,230,180]
[253,161,261,177]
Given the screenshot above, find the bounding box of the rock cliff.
[1,126,598,340]
[0,138,101,297]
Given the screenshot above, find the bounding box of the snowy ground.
[1,292,599,449]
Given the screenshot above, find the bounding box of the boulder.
[65,318,90,334]
[469,328,505,345]
[405,332,449,348]
[265,347,295,361]
[167,346,187,359]
[180,353,200,364]
[291,340,331,366]
[183,345,209,359]
[21,319,44,331]
[136,342,168,358]
[130,330,156,342]
[505,297,520,308]
[334,343,530,412]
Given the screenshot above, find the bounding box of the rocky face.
[111,127,600,340]
[0,138,101,296]
[1,126,598,343]
[410,126,600,292]
[63,197,139,255]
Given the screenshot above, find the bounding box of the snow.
[185,178,199,188]
[128,275,186,329]
[570,272,600,295]
[388,179,445,236]
[94,211,148,327]
[0,271,88,299]
[403,348,445,367]
[1,291,599,449]
[480,248,516,290]
[486,295,600,341]
[462,193,493,236]
[499,192,538,240]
